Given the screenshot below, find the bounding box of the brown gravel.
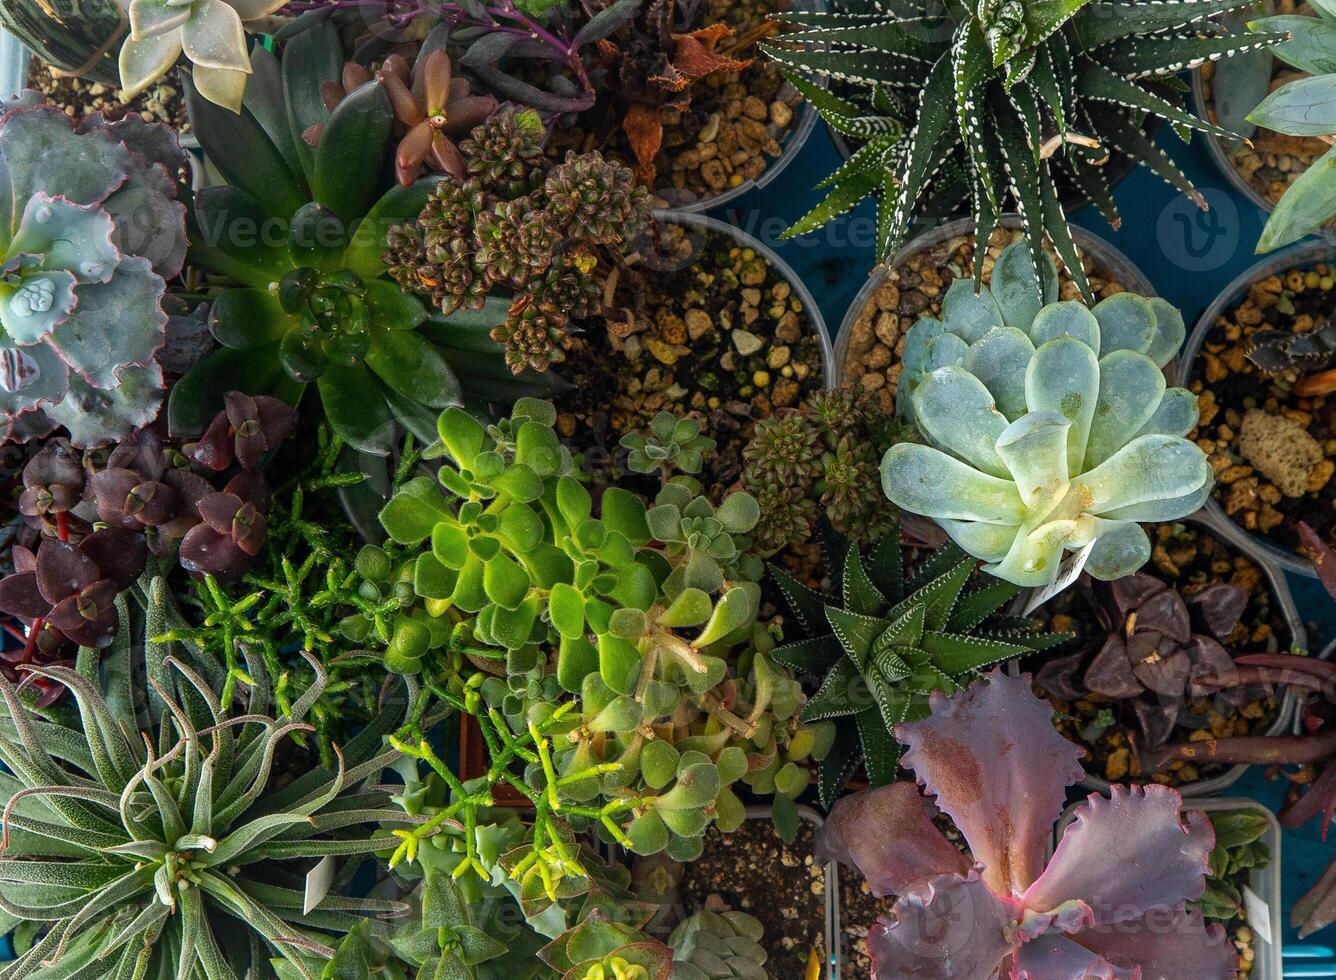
[840,226,1130,413]
[1189,262,1336,552]
[679,818,827,979]
[548,0,803,208]
[26,59,192,134]
[555,221,825,498]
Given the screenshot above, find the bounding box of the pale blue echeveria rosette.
[0,95,187,447]
[881,242,1213,588]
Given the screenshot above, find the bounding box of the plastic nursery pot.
[1053,796,1283,980]
[1011,511,1306,798]
[659,0,826,217]
[0,29,30,102]
[832,213,1154,390]
[1179,239,1336,578]
[1191,66,1275,219]
[658,209,836,391]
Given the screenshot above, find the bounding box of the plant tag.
[1023,540,1096,615]
[1243,885,1273,945]
[303,855,335,915]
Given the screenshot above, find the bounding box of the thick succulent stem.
[1143,729,1336,770]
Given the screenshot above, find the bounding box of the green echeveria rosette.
[170,25,543,456]
[0,96,187,448]
[881,241,1212,588]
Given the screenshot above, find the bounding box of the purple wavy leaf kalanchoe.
[0,93,188,448]
[816,670,1236,979]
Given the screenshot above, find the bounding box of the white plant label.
[1243,885,1273,946]
[1023,540,1096,615]
[304,855,336,915]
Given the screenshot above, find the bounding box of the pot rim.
[832,213,1154,389]
[1013,509,1307,798]
[1178,239,1336,578]
[658,208,835,392]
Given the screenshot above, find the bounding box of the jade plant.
[773,528,1067,805]
[171,24,540,456]
[0,578,414,980]
[816,670,1236,978]
[0,96,189,448]
[764,0,1283,299]
[384,106,651,374]
[378,401,829,859]
[1248,4,1336,250]
[742,386,903,552]
[882,242,1213,588]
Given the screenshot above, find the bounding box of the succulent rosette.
[881,242,1212,587]
[0,96,187,448]
[817,670,1236,979]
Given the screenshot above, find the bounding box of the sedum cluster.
[742,385,903,552]
[882,242,1213,588]
[377,400,831,862]
[384,108,651,375]
[0,95,188,448]
[765,0,1282,300]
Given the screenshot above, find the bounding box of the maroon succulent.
[816,670,1235,979]
[17,439,85,521]
[188,392,296,472]
[0,529,147,650]
[1035,574,1249,750]
[89,428,214,555]
[178,477,270,582]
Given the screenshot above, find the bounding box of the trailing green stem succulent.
[171,24,544,456]
[743,386,904,553]
[773,524,1067,805]
[764,0,1284,300]
[882,241,1213,588]
[1249,4,1336,250]
[0,577,414,980]
[377,402,829,859]
[0,95,189,448]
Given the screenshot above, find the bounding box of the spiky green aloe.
[764,0,1284,300]
[0,581,413,980]
[771,526,1067,806]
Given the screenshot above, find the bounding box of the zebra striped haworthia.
[764,0,1285,301]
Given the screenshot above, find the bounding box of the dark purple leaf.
[1299,521,1336,603]
[46,580,119,648]
[196,492,242,534]
[78,528,148,591]
[1034,650,1087,702]
[1133,589,1191,644]
[254,394,296,448]
[1133,698,1181,750]
[231,502,267,556]
[190,411,236,471]
[1186,637,1236,697]
[35,541,100,603]
[12,546,36,574]
[0,573,51,620]
[1186,583,1248,641]
[1128,638,1190,698]
[1084,636,1143,700]
[1105,574,1167,621]
[22,439,83,490]
[223,471,271,514]
[179,525,249,580]
[91,468,148,527]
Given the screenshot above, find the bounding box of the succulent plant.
[816,670,1236,978]
[304,34,500,187]
[0,96,189,448]
[540,911,674,980]
[1035,574,1249,751]
[379,403,826,859]
[0,578,414,980]
[772,528,1067,805]
[765,0,1283,300]
[668,909,770,980]
[1195,809,1272,922]
[743,385,903,552]
[121,0,288,112]
[1248,5,1336,251]
[384,108,651,374]
[173,25,538,455]
[881,241,1212,588]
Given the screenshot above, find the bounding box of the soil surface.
[27,59,192,134]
